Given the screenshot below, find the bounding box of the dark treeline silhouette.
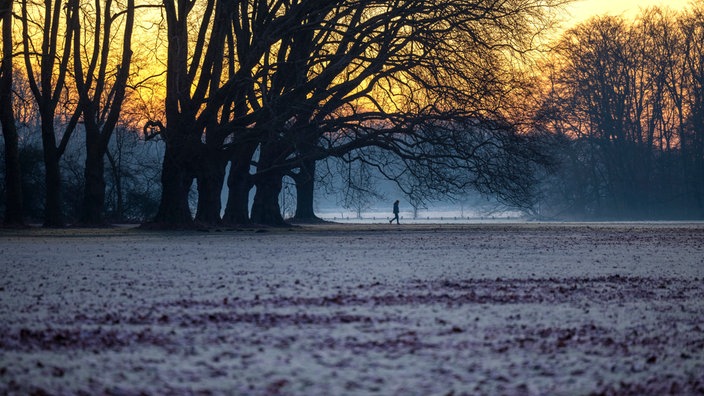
[4,2,701,227]
[1,0,561,228]
[534,5,704,219]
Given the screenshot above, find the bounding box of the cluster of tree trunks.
[145,0,562,228]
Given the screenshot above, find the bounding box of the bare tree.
[71,0,135,225]
[20,0,81,226]
[153,0,259,227]
[150,0,336,227]
[150,0,210,226]
[240,0,565,225]
[223,0,336,225]
[338,154,383,220]
[0,0,23,226]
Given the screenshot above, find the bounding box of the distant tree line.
[3,1,702,228]
[534,5,704,219]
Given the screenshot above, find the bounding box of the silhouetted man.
[389,200,400,224]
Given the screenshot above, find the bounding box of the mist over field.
[1,223,703,395]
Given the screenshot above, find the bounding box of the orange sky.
[563,0,694,27]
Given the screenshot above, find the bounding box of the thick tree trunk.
[292,159,321,222]
[250,172,286,226]
[223,143,256,225]
[250,140,289,226]
[223,164,251,225]
[152,141,195,226]
[41,121,63,227]
[1,0,23,226]
[1,120,23,226]
[79,144,106,225]
[195,147,226,225]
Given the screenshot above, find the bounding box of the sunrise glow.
[564,0,694,27]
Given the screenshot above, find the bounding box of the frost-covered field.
[1,223,703,395]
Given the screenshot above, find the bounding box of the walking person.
[389,200,400,224]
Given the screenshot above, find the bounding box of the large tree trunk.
[250,171,285,226]
[223,165,252,225]
[79,143,106,225]
[41,121,63,227]
[195,146,226,225]
[152,139,195,226]
[292,158,321,222]
[250,141,288,226]
[223,143,256,225]
[1,0,23,226]
[1,118,23,226]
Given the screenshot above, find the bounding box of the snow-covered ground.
[1,223,703,395]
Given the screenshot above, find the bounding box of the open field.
[1,222,703,395]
